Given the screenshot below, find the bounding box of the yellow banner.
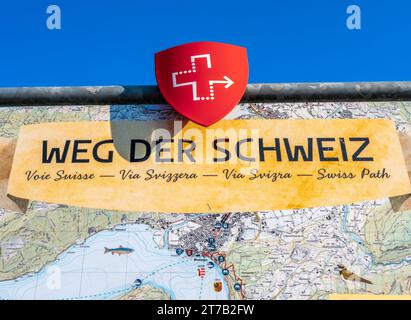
[1,119,410,213]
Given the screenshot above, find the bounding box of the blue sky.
[0,0,410,87]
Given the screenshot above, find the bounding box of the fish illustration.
[104,245,134,255]
[337,265,373,284]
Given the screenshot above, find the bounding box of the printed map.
[0,102,410,299]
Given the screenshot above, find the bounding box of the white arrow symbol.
[171,53,234,102]
[209,76,234,88]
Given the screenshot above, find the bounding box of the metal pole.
[0,82,411,106]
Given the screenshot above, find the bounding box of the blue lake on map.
[0,224,229,300]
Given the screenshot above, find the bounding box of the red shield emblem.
[185,249,193,256]
[155,42,248,126]
[214,281,223,292]
[197,267,206,278]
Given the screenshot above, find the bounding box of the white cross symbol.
[171,54,234,101]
